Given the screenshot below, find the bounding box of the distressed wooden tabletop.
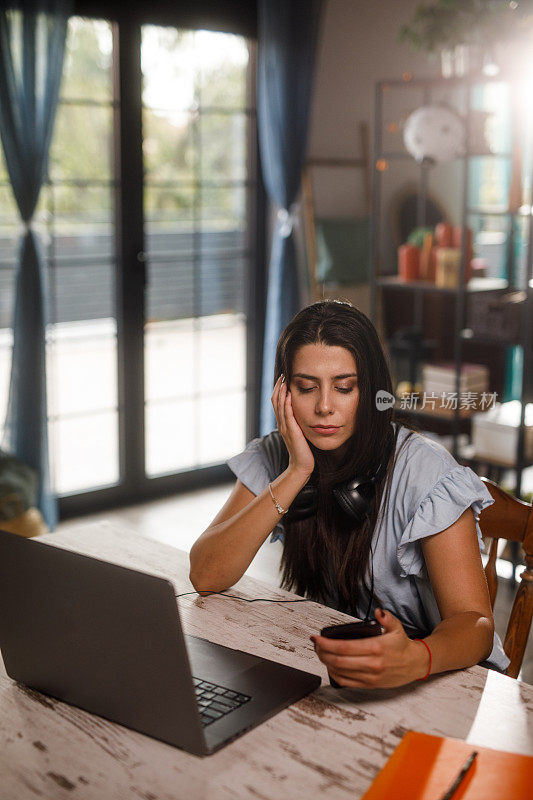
[1,522,532,800]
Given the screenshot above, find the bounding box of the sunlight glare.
[141,27,248,124]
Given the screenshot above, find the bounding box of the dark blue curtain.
[257,0,323,435]
[0,0,71,528]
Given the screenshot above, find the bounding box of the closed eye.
[295,386,354,394]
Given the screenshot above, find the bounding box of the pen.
[439,750,478,800]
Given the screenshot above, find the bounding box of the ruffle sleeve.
[226,432,286,543]
[397,465,494,578]
[227,437,271,497]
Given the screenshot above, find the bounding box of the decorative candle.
[398,243,420,281]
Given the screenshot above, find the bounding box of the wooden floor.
[58,482,533,684]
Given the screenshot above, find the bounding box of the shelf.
[377,276,508,293]
[458,443,532,471]
[373,74,533,491]
[467,207,512,217]
[460,329,522,347]
[394,403,479,439]
[395,401,481,420]
[379,74,519,89]
[394,405,473,436]
[377,152,511,162]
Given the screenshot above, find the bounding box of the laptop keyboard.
[193,678,252,727]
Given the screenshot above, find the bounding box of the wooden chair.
[480,478,533,679]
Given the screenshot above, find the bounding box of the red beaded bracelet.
[414,638,432,681]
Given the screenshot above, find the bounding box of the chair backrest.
[480,478,533,679]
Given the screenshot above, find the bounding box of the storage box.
[472,401,533,464]
[422,363,489,394]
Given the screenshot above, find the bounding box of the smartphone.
[319,620,382,687]
[320,619,382,640]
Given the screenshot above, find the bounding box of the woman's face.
[289,343,359,452]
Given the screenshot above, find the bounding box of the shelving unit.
[376,276,508,293]
[369,73,533,499]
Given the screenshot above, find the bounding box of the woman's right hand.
[271,375,315,477]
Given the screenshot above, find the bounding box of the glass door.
[46,18,119,495]
[0,15,255,514]
[141,26,251,477]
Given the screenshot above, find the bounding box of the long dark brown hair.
[274,300,398,615]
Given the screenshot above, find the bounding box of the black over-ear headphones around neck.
[283,465,386,524]
[283,426,398,525]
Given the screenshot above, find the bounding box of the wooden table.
[1,522,532,800]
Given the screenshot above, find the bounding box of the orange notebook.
[361,730,533,800]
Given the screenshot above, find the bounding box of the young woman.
[189,301,508,688]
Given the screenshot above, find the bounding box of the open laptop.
[0,529,321,756]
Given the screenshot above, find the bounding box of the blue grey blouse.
[227,425,509,673]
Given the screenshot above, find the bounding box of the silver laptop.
[0,529,320,756]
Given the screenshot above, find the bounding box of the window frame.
[38,10,267,519]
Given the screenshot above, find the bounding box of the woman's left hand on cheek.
[310,608,422,689]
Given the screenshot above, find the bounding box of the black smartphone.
[320,619,382,640]
[319,620,382,687]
